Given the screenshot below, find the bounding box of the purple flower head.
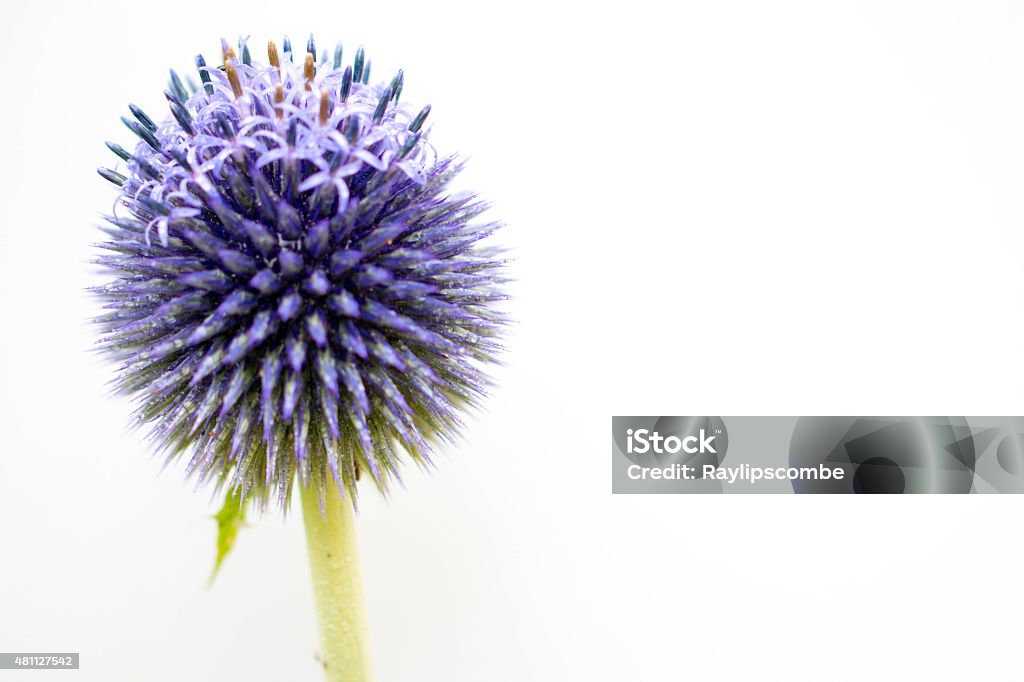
[94,36,507,509]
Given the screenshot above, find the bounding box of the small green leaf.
[209,488,247,586]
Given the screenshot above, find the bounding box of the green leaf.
[209,488,247,586]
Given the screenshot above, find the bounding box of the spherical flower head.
[94,36,507,509]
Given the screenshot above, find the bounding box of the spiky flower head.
[94,36,506,509]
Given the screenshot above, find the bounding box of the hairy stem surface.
[301,483,374,682]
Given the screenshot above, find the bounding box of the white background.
[1,0,1023,680]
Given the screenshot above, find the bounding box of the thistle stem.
[301,483,374,682]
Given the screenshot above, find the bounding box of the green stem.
[301,483,374,682]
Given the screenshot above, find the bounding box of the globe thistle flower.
[94,36,507,510]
